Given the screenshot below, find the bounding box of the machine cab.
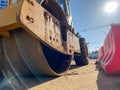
[57,0,73,26]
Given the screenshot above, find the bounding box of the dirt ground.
[29,60,120,90]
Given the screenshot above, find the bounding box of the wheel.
[1,28,72,76]
[12,29,72,76]
[74,38,89,65]
[0,28,72,89]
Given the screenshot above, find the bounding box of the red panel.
[96,46,104,63]
[100,24,120,75]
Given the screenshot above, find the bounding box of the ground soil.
[29,60,120,90]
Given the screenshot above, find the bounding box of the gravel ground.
[29,60,120,90]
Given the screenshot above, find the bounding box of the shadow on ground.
[96,64,120,90]
[0,62,82,90]
[69,64,82,70]
[0,73,56,90]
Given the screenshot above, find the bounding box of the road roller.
[0,0,88,89]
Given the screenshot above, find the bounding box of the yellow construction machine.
[0,0,88,89]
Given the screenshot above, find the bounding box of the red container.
[100,24,120,75]
[96,46,104,63]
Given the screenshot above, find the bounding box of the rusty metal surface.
[0,0,81,79]
[17,0,80,55]
[0,0,80,54]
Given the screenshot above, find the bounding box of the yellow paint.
[0,31,10,37]
[0,23,20,36]
[0,2,21,36]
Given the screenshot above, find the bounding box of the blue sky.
[70,0,120,52]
